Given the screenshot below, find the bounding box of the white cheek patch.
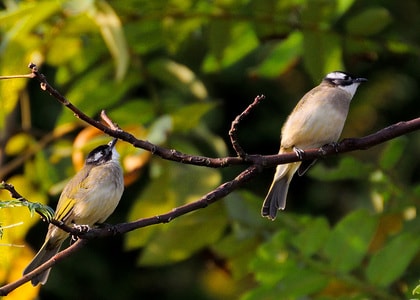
[92,151,105,162]
[338,83,360,97]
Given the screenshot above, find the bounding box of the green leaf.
[203,21,259,72]
[110,98,156,126]
[292,217,330,256]
[246,239,329,299]
[367,233,420,287]
[302,30,344,83]
[139,202,227,266]
[211,232,259,279]
[146,115,173,145]
[335,0,356,16]
[249,230,293,285]
[323,209,378,272]
[253,31,303,78]
[147,58,209,100]
[171,102,217,132]
[413,283,420,295]
[379,137,407,171]
[88,0,129,80]
[57,63,139,125]
[0,1,61,34]
[5,133,34,156]
[125,154,222,259]
[309,156,371,181]
[346,7,392,36]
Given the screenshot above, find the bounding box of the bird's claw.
[319,142,339,155]
[70,224,91,244]
[73,224,90,232]
[293,147,305,160]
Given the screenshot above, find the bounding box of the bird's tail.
[261,162,300,220]
[23,238,64,286]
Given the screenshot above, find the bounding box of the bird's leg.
[293,147,305,160]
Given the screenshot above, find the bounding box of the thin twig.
[1,63,420,295]
[78,165,262,239]
[0,73,35,80]
[26,63,420,169]
[100,110,121,131]
[0,239,87,296]
[229,95,265,158]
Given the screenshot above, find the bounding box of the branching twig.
[25,63,420,168]
[229,94,265,158]
[1,63,420,294]
[76,165,261,240]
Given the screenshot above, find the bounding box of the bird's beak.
[354,77,368,83]
[109,138,118,149]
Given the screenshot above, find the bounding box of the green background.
[1,0,420,299]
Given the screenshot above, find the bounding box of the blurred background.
[1,0,420,299]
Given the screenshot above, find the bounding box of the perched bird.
[262,71,367,220]
[23,138,124,285]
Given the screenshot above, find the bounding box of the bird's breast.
[280,88,351,150]
[72,162,124,225]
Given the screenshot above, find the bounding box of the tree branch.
[1,63,420,294]
[0,182,54,222]
[25,63,420,168]
[0,239,87,296]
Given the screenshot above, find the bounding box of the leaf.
[249,230,293,285]
[292,217,330,256]
[366,233,420,287]
[171,102,217,132]
[379,137,407,171]
[146,115,173,145]
[334,0,356,16]
[147,58,209,100]
[125,154,222,258]
[5,133,35,156]
[413,283,420,295]
[56,63,140,125]
[211,232,260,279]
[0,1,61,34]
[302,30,344,83]
[323,209,378,272]
[88,0,129,80]
[253,31,303,78]
[247,226,329,299]
[110,98,156,126]
[346,7,392,36]
[309,156,371,181]
[203,21,259,72]
[139,202,227,266]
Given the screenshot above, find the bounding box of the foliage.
[0,198,54,222]
[0,0,420,299]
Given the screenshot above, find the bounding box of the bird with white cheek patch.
[262,71,367,220]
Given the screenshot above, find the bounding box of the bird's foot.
[319,142,339,155]
[331,142,340,153]
[293,147,305,159]
[70,224,91,244]
[73,224,91,232]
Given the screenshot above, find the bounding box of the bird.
[262,71,367,220]
[23,138,124,285]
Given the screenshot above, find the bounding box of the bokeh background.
[1,0,420,299]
